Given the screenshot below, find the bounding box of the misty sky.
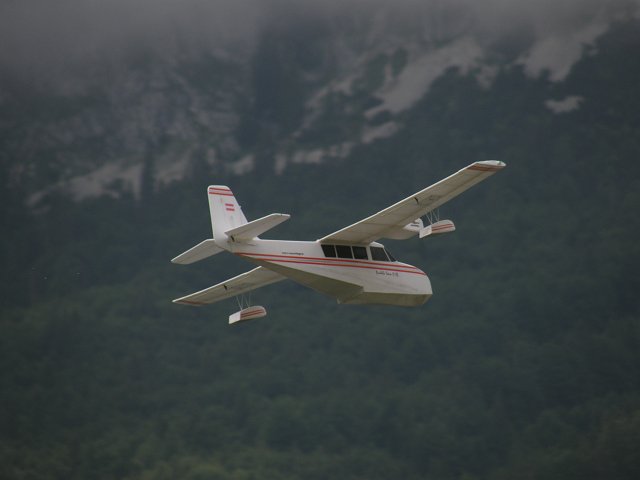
[1,0,638,82]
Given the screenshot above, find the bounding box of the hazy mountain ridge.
[3,9,636,205]
[3,51,249,202]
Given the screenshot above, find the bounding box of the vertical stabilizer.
[207,186,248,246]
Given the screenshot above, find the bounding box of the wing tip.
[467,160,506,172]
[477,160,506,168]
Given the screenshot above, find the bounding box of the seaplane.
[172,160,505,324]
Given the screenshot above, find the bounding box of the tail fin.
[207,185,248,245]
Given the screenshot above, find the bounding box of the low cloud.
[0,0,638,84]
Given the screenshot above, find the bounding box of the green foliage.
[2,21,640,480]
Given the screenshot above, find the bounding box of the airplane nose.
[412,273,433,306]
[424,274,433,296]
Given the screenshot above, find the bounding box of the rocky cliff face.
[1,2,637,203]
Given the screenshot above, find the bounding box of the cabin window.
[352,246,368,260]
[321,244,336,257]
[370,246,389,262]
[385,249,396,262]
[336,245,353,259]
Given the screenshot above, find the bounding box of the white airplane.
[172,160,505,324]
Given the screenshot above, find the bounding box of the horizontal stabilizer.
[172,239,223,264]
[419,220,455,239]
[225,213,290,242]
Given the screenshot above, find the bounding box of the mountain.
[1,5,640,480]
[2,5,637,204]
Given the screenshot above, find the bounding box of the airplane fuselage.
[224,239,432,306]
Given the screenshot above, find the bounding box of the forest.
[1,22,640,480]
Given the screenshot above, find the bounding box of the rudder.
[207,185,248,245]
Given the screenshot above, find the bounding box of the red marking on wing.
[468,165,501,172]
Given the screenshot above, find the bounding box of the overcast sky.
[1,0,638,82]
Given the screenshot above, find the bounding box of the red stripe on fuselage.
[237,251,422,271]
[236,253,426,276]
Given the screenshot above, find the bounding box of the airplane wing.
[318,160,506,244]
[173,266,285,306]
